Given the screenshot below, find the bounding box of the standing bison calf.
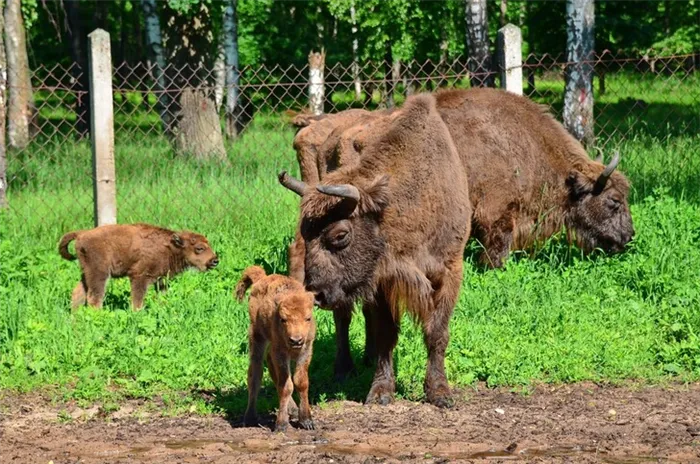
[59,223,219,309]
[236,266,316,431]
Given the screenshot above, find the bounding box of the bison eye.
[194,246,204,254]
[607,198,621,210]
[329,230,351,249]
[305,317,312,322]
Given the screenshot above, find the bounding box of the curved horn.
[316,184,361,202]
[278,171,307,196]
[594,147,604,163]
[596,150,621,189]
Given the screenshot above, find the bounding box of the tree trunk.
[500,0,507,27]
[563,0,595,147]
[223,0,242,139]
[0,0,7,208]
[308,50,325,115]
[65,0,90,138]
[213,42,225,112]
[383,43,394,108]
[350,2,361,101]
[464,0,493,88]
[141,0,173,134]
[175,89,226,161]
[4,0,34,149]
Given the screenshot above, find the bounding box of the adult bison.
[279,94,472,407]
[288,88,635,381]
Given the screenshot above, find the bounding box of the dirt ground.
[3,382,700,464]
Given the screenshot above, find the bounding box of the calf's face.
[276,292,316,350]
[172,232,219,271]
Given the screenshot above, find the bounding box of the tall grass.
[1,72,699,414]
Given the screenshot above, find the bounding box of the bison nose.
[208,258,219,268]
[289,336,304,347]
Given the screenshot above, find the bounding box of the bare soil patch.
[3,383,700,463]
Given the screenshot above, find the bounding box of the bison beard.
[287,88,635,382]
[279,94,472,407]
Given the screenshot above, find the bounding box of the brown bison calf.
[59,223,219,310]
[236,266,316,432]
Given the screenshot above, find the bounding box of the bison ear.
[566,171,592,200]
[171,234,184,248]
[360,175,390,214]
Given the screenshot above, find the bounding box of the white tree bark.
[563,0,595,147]
[4,0,33,149]
[308,51,325,116]
[0,0,7,208]
[350,2,361,100]
[465,0,493,87]
[213,41,225,112]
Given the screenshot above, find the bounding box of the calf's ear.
[171,234,184,248]
[565,170,592,201]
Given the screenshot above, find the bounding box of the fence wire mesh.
[4,52,700,244]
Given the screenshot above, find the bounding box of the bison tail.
[58,231,79,261]
[235,266,267,301]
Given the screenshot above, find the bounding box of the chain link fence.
[3,50,700,242]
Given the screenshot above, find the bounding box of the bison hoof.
[365,383,394,406]
[243,413,258,427]
[275,421,290,433]
[298,418,315,430]
[426,387,454,409]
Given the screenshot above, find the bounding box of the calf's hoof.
[365,382,394,406]
[298,418,315,430]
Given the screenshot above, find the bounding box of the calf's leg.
[84,269,109,308]
[71,275,87,309]
[365,292,398,406]
[244,334,266,426]
[267,351,298,417]
[293,346,314,430]
[271,350,294,432]
[130,276,155,310]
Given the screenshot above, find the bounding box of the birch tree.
[141,0,173,134]
[563,0,595,147]
[223,0,242,139]
[0,0,7,208]
[4,0,34,149]
[464,0,493,87]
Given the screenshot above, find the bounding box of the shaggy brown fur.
[58,223,218,310]
[286,88,635,382]
[236,266,316,432]
[280,94,472,408]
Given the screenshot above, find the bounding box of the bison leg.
[365,292,398,406]
[422,258,463,409]
[271,350,294,432]
[244,334,266,427]
[84,269,108,309]
[333,302,356,381]
[362,300,377,366]
[70,276,87,309]
[478,216,514,269]
[266,350,298,417]
[293,347,314,430]
[129,276,154,310]
[288,231,305,283]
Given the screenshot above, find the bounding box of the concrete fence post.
[308,50,325,116]
[88,29,117,227]
[497,23,523,96]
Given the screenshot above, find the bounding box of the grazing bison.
[280,94,472,407]
[236,266,316,431]
[287,88,634,381]
[59,223,219,309]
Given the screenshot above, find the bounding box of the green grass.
[1,71,700,416]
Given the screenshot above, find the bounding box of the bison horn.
[594,147,604,163]
[316,184,361,202]
[278,171,307,196]
[595,150,621,190]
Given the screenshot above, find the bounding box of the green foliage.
[1,73,700,413]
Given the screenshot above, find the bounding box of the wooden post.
[497,23,523,95]
[88,29,117,227]
[308,50,325,116]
